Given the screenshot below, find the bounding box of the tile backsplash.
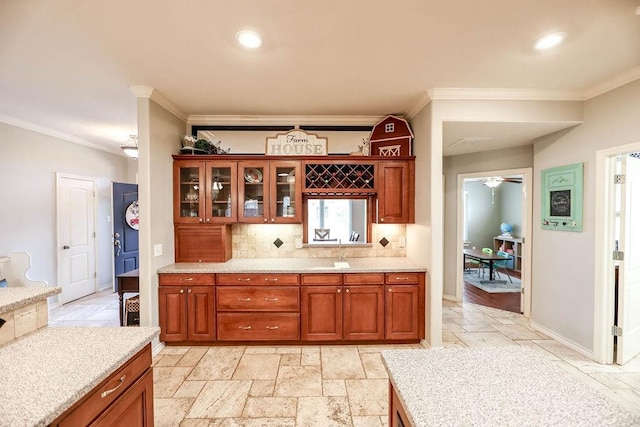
[231,224,406,258]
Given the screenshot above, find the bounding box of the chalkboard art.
[550,190,571,217]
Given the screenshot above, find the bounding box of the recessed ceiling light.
[533,32,567,50]
[236,30,262,49]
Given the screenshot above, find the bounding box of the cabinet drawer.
[301,274,342,285]
[159,274,215,285]
[343,273,384,285]
[385,273,420,284]
[217,273,299,286]
[217,313,300,341]
[217,287,300,311]
[53,344,152,427]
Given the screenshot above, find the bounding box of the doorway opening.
[456,168,532,317]
[594,143,640,365]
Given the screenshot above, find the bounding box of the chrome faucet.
[337,238,346,261]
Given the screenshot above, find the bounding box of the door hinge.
[614,174,626,184]
[521,237,525,244]
[613,250,625,261]
[94,272,97,278]
[521,287,524,294]
[93,231,96,238]
[612,325,623,336]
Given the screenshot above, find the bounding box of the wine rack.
[304,163,375,191]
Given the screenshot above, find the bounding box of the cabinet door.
[159,286,188,342]
[269,161,302,223]
[385,285,419,340]
[205,161,238,223]
[343,285,384,340]
[301,286,343,341]
[174,224,232,263]
[238,161,268,223]
[377,161,414,224]
[174,160,205,224]
[187,286,216,341]
[91,369,154,427]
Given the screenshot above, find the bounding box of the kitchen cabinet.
[174,224,232,263]
[51,344,153,427]
[385,273,423,340]
[301,274,343,341]
[238,160,302,223]
[389,383,411,427]
[376,160,415,224]
[158,274,215,342]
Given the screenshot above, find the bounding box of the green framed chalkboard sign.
[541,163,584,232]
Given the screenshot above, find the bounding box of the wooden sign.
[265,130,327,156]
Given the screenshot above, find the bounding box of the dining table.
[463,248,510,282]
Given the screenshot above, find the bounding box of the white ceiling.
[1,1,639,155]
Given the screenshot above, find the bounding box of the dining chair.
[479,247,493,278]
[493,250,513,283]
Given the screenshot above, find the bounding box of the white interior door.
[57,174,97,304]
[617,154,640,364]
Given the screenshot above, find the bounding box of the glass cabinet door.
[238,162,267,223]
[174,161,204,223]
[206,161,237,223]
[270,161,301,223]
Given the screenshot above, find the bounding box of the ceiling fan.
[481,176,522,204]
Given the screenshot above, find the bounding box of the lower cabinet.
[343,284,385,340]
[51,345,153,427]
[389,383,411,427]
[158,274,215,342]
[385,285,419,340]
[301,285,343,341]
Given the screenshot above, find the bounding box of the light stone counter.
[0,286,61,314]
[0,326,159,426]
[158,257,427,274]
[382,347,640,426]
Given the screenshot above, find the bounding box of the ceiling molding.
[428,88,585,101]
[405,91,432,120]
[583,66,640,100]
[129,85,188,122]
[0,113,124,156]
[187,115,385,126]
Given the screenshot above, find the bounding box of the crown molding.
[428,87,585,101]
[187,114,385,126]
[129,86,188,122]
[405,90,432,120]
[583,66,640,100]
[0,113,124,156]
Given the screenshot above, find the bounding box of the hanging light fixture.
[483,176,503,204]
[121,135,138,158]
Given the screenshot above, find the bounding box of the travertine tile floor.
[48,292,640,425]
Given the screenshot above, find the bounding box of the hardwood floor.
[463,269,522,313]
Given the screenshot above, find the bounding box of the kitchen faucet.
[337,238,346,261]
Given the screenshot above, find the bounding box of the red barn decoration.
[368,115,413,156]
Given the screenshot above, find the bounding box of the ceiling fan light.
[534,32,567,50]
[484,177,503,188]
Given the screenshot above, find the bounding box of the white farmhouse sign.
[265,130,327,156]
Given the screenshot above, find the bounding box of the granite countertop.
[381,347,640,426]
[158,257,428,274]
[0,286,61,314]
[0,326,159,426]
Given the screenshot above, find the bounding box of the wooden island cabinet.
[159,270,425,345]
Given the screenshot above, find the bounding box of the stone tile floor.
[48,292,640,425]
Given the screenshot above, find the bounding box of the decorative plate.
[287,170,295,183]
[244,168,263,183]
[125,201,139,230]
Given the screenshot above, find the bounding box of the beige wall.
[532,78,640,352]
[443,145,533,298]
[0,121,129,291]
[138,98,186,328]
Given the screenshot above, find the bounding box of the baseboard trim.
[443,294,458,302]
[151,337,165,357]
[529,320,594,360]
[99,282,114,293]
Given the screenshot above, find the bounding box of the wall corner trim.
[405,90,432,120]
[129,86,188,122]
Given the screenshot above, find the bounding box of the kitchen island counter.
[381,346,639,426]
[0,326,159,426]
[158,257,427,274]
[0,286,61,314]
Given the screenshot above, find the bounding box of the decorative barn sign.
[368,115,414,156]
[265,130,328,156]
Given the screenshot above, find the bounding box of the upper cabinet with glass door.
[207,161,238,223]
[270,161,301,223]
[174,160,206,224]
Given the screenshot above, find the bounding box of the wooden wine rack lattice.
[304,163,375,192]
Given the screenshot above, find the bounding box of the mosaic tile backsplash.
[231,224,406,258]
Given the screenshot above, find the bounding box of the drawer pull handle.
[264,278,279,282]
[239,326,252,330]
[101,375,126,398]
[238,297,252,302]
[265,325,279,330]
[395,276,409,280]
[238,278,251,282]
[265,297,279,302]
[183,277,194,281]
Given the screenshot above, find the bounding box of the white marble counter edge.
[0,286,61,314]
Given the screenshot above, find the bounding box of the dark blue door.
[113,182,139,279]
